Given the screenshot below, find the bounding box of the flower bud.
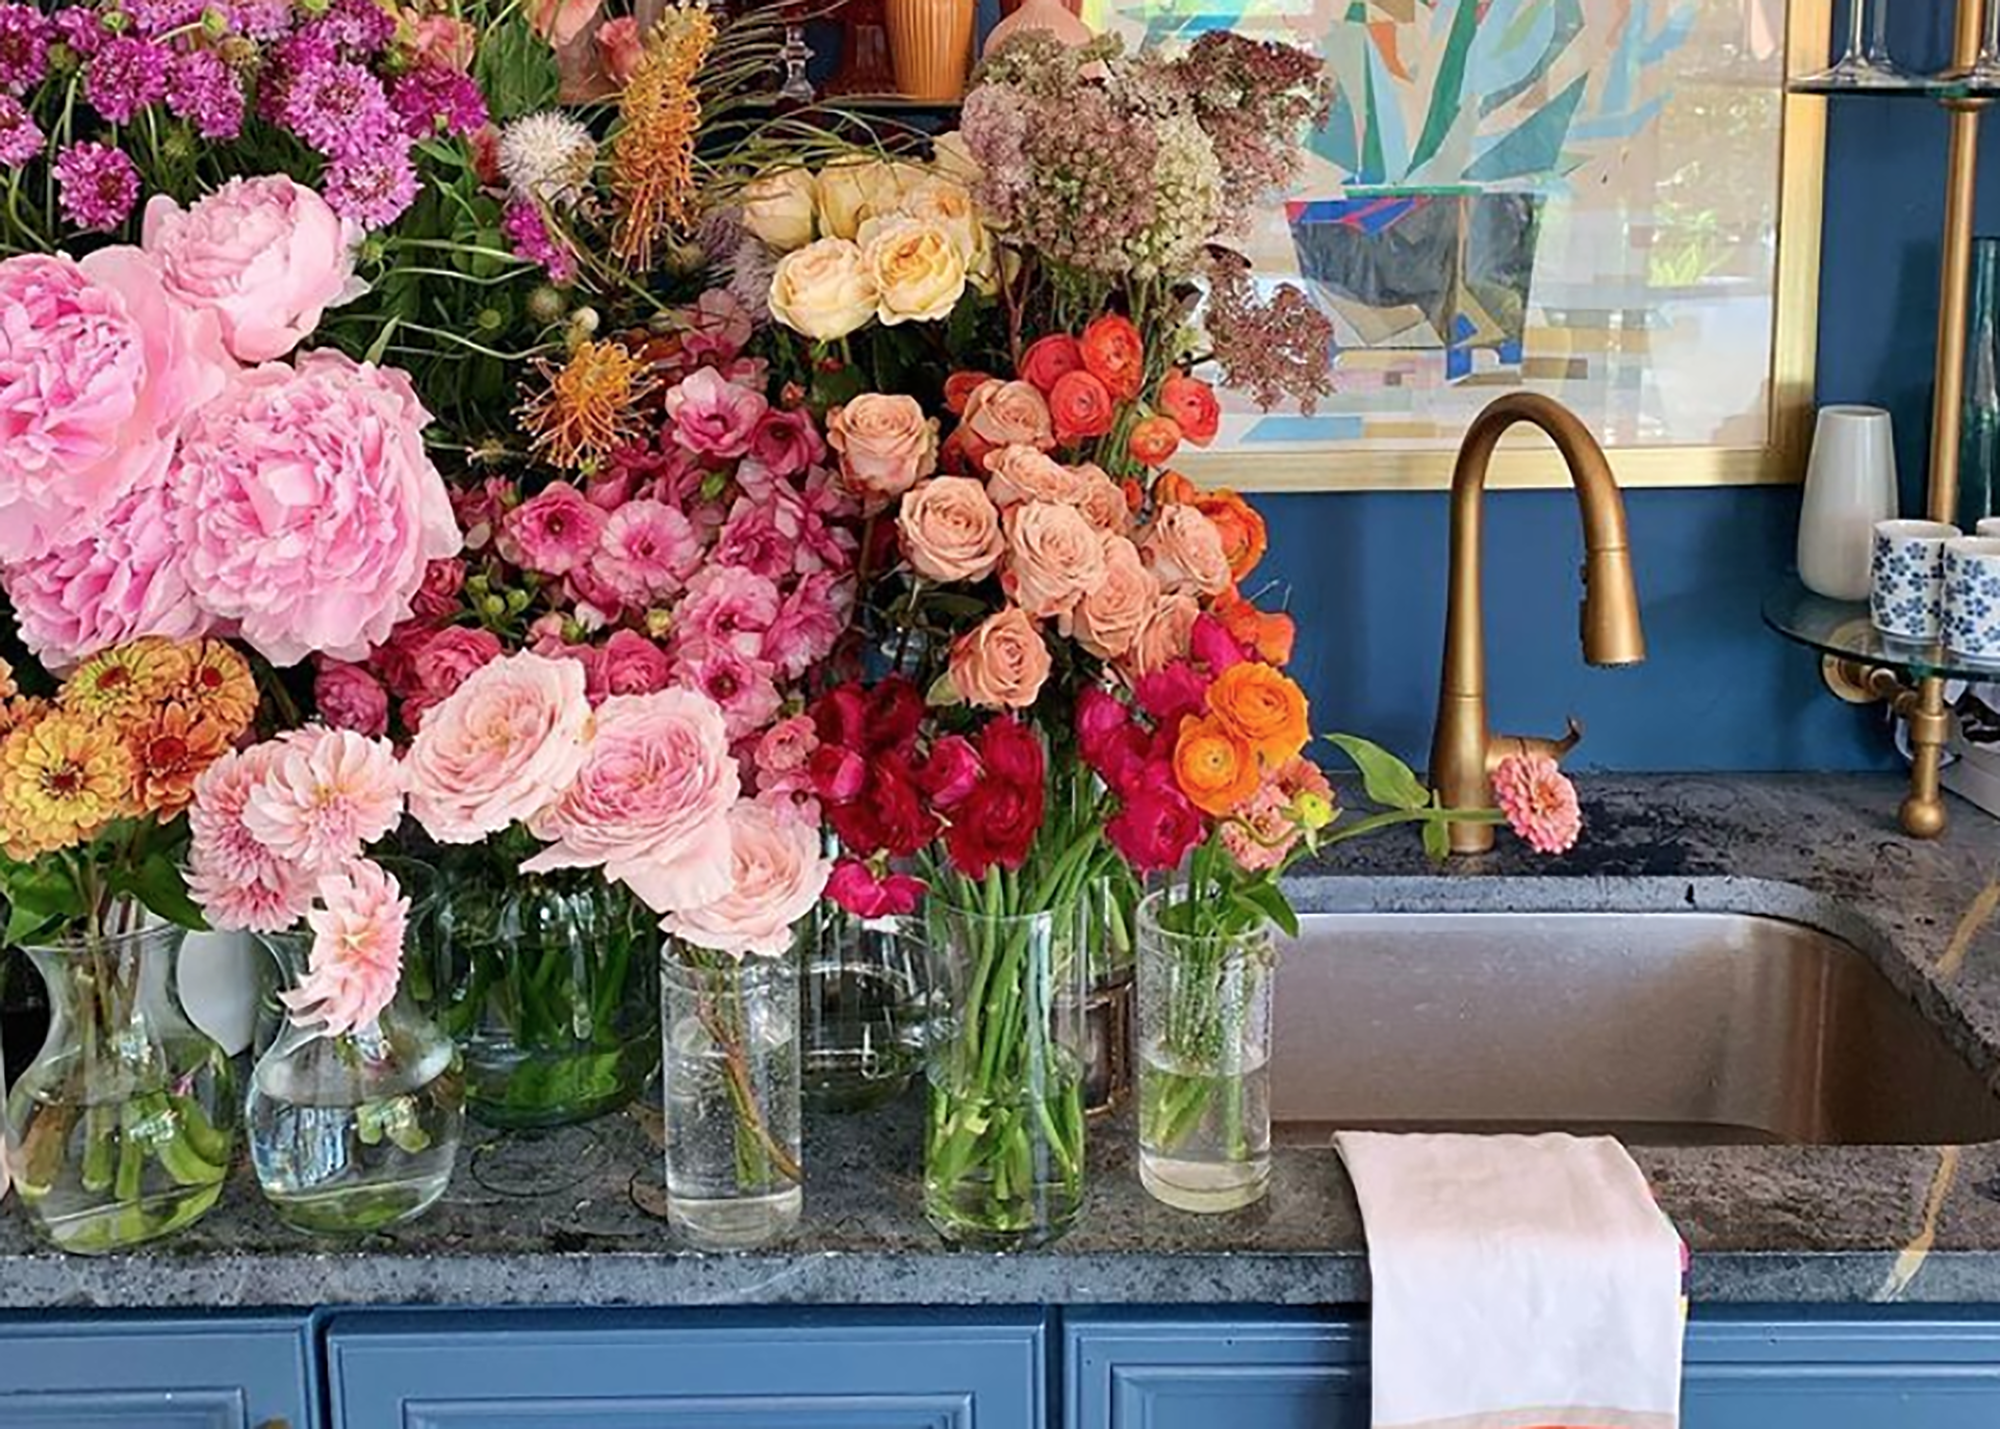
[1294,791,1335,831]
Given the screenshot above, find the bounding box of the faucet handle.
[1485,716,1583,773]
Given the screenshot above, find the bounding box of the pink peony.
[499,480,606,577]
[525,687,739,912]
[243,726,405,874]
[825,858,925,918]
[666,799,831,957]
[0,247,230,562]
[674,641,783,741]
[315,661,390,738]
[2,474,212,668]
[675,564,781,662]
[142,175,361,363]
[763,571,853,680]
[174,351,461,666]
[1491,754,1582,855]
[663,365,767,459]
[282,859,410,1037]
[748,406,826,481]
[594,497,699,604]
[405,652,593,843]
[593,629,672,700]
[187,743,317,934]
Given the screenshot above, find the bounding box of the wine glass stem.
[1845,0,1867,59]
[1867,0,1890,59]
[1986,0,2000,65]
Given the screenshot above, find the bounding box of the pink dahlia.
[186,743,317,933]
[405,652,592,843]
[663,365,767,460]
[1491,753,1582,856]
[498,480,605,577]
[666,799,830,958]
[243,727,405,874]
[282,859,410,1036]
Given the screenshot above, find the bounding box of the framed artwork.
[1088,0,1828,491]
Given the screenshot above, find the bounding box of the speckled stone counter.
[6,773,2000,1311]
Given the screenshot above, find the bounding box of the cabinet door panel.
[1067,1315,1368,1429]
[0,1319,313,1429]
[1684,1317,2000,1429]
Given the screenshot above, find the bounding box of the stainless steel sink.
[1272,912,2000,1148]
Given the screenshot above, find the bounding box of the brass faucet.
[1429,393,1647,854]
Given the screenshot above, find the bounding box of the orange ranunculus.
[1120,477,1146,513]
[1128,415,1182,468]
[1080,313,1145,401]
[1152,469,1198,507]
[943,370,995,415]
[1159,370,1220,446]
[1193,488,1268,580]
[1173,713,1262,816]
[1216,588,1297,667]
[1206,661,1309,764]
[1050,369,1116,442]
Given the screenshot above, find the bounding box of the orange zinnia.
[1173,713,1262,816]
[1194,488,1269,580]
[1207,661,1310,765]
[127,701,234,818]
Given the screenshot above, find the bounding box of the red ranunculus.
[1107,783,1204,874]
[826,859,927,918]
[810,743,867,802]
[1128,415,1181,468]
[870,752,940,856]
[868,677,926,755]
[1095,725,1161,800]
[1159,371,1220,446]
[1050,370,1116,443]
[978,716,1045,791]
[946,774,1045,879]
[1019,334,1085,394]
[1080,313,1145,401]
[917,734,982,807]
[1076,686,1132,770]
[944,370,995,415]
[1135,660,1210,729]
[1189,613,1246,673]
[812,682,870,751]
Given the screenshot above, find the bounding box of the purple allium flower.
[165,47,245,139]
[0,93,42,166]
[0,4,51,94]
[51,7,106,58]
[54,141,140,232]
[390,64,487,140]
[503,198,577,285]
[323,144,417,229]
[279,56,395,158]
[228,0,295,41]
[85,35,170,124]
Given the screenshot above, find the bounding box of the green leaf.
[1240,879,1301,939]
[0,857,85,946]
[1422,814,1450,864]
[1324,733,1431,812]
[363,316,400,366]
[113,854,209,933]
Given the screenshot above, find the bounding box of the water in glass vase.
[1137,1036,1272,1212]
[923,1059,1086,1248]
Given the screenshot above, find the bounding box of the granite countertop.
[8,773,2000,1311]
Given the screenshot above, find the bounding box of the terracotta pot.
[885,0,975,102]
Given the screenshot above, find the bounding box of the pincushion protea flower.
[519,338,658,471]
[609,3,714,269]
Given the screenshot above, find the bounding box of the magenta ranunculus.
[315,660,390,738]
[1107,783,1204,874]
[498,480,605,577]
[763,571,852,680]
[663,364,767,459]
[417,625,504,705]
[2,473,212,668]
[825,858,925,918]
[712,491,803,582]
[173,350,461,665]
[142,175,362,363]
[674,641,782,742]
[0,247,230,562]
[410,557,466,622]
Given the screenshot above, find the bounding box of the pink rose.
[754,713,819,779]
[410,557,467,622]
[594,498,699,604]
[315,660,390,738]
[674,642,783,741]
[0,248,230,562]
[749,407,826,481]
[406,652,593,843]
[1074,464,1130,533]
[949,607,1051,710]
[594,629,672,700]
[174,351,461,666]
[664,365,768,459]
[897,476,1004,584]
[500,481,606,577]
[1143,503,1232,598]
[142,176,360,363]
[1127,593,1202,676]
[959,379,1055,463]
[984,445,1086,508]
[417,626,504,707]
[763,570,852,678]
[827,394,938,512]
[1064,533,1159,661]
[369,618,437,701]
[1002,500,1106,619]
[666,800,831,957]
[594,14,643,84]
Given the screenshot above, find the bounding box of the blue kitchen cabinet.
[325,1308,1047,1429]
[1065,1311,2000,1429]
[0,1315,315,1429]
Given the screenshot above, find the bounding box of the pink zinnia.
[594,498,699,605]
[663,365,767,460]
[499,480,606,577]
[243,727,405,874]
[1491,754,1582,856]
[282,859,410,1036]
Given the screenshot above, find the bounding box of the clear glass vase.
[1082,872,1139,1117]
[801,903,926,1113]
[248,932,464,1235]
[3,922,237,1253]
[1136,887,1277,1213]
[661,944,802,1250]
[423,861,661,1129]
[922,899,1088,1249]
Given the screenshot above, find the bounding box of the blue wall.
[1271,2,1973,773]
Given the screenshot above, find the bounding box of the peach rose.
[1074,464,1129,533]
[984,444,1085,508]
[1065,534,1158,661]
[814,159,925,241]
[1128,593,1202,676]
[667,799,831,958]
[897,178,994,292]
[1003,501,1106,619]
[950,607,1052,710]
[961,379,1055,459]
[898,476,1005,583]
[405,652,593,843]
[1143,502,1232,598]
[739,167,817,252]
[827,393,938,512]
[768,238,877,341]
[860,216,967,325]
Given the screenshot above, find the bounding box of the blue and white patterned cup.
[1870,519,1958,641]
[1944,537,2000,661]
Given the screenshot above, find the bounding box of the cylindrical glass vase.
[661,945,803,1250]
[922,899,1088,1249]
[3,922,237,1253]
[801,904,926,1113]
[1136,887,1276,1213]
[248,932,464,1235]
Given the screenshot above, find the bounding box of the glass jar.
[922,899,1088,1249]
[425,862,661,1129]
[800,904,926,1113]
[3,922,237,1253]
[660,945,802,1250]
[247,932,464,1235]
[1135,886,1277,1213]
[1081,872,1139,1117]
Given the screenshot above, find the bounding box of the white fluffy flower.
[498,112,598,209]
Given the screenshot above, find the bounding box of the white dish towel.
[1336,1132,1686,1429]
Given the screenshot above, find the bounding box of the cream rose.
[768,238,878,341]
[985,444,1085,508]
[897,178,995,292]
[930,131,981,186]
[828,393,939,512]
[1065,534,1158,660]
[950,606,1052,710]
[962,380,1056,455]
[899,476,1005,583]
[860,216,967,326]
[1003,500,1107,619]
[1143,502,1232,597]
[739,168,817,252]
[815,159,925,240]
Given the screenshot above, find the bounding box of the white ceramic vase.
[1798,404,1899,601]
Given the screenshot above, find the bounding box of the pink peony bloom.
[593,629,672,700]
[593,497,699,604]
[663,365,767,459]
[499,480,606,577]
[282,859,410,1037]
[243,726,405,873]
[2,474,212,668]
[405,652,593,843]
[674,641,783,742]
[748,406,825,481]
[187,743,317,933]
[525,687,739,913]
[666,799,831,957]
[174,350,461,666]
[825,858,925,918]
[1491,753,1582,856]
[0,247,230,562]
[315,661,390,738]
[674,564,781,662]
[142,175,361,363]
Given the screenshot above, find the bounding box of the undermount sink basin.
[1271,912,2000,1148]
